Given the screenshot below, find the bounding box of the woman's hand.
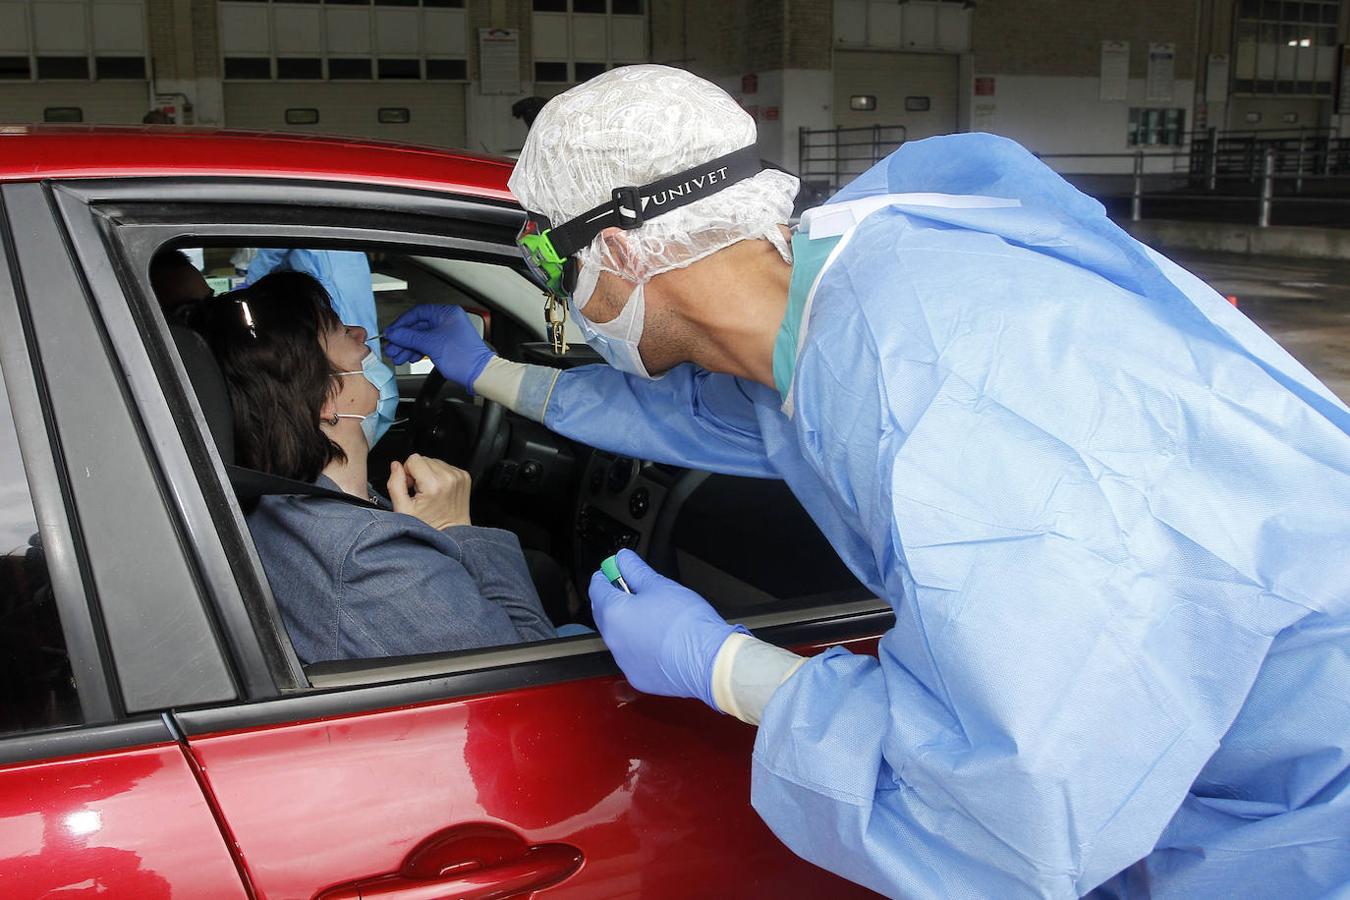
[388,454,472,530]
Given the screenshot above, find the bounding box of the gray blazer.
[247,475,555,664]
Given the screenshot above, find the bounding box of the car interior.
[153,241,873,684]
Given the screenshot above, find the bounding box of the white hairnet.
[509,65,798,295]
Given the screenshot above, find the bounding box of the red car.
[0,127,890,899]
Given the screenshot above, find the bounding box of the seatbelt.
[226,465,381,511]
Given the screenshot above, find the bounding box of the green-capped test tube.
[600,555,631,593]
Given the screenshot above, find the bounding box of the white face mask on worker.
[570,264,654,379]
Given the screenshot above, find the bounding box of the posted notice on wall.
[1100,41,1129,101]
[1338,45,1350,116]
[1147,42,1176,102]
[973,103,996,131]
[1206,55,1229,104]
[479,28,521,96]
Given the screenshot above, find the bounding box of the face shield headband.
[516,144,762,301]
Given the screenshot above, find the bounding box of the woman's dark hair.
[189,271,345,482]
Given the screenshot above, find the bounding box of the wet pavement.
[1172,250,1350,403]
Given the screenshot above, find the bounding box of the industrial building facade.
[1,0,1346,173]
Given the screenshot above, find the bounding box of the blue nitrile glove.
[384,304,494,393]
[589,549,748,710]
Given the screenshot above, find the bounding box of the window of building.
[277,57,323,79]
[377,57,420,79]
[531,0,646,90]
[328,57,373,79]
[833,0,971,52]
[224,56,272,79]
[1233,0,1340,96]
[425,58,466,79]
[219,0,468,82]
[1128,107,1187,146]
[1,1,150,86]
[0,56,30,79]
[95,55,146,79]
[534,61,568,82]
[42,106,83,122]
[574,61,606,81]
[0,360,82,735]
[36,56,90,79]
[532,0,643,9]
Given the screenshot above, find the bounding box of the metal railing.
[798,124,907,193]
[1186,126,1350,191]
[798,122,1350,228]
[1036,142,1350,228]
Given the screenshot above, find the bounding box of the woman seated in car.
[191,271,556,664]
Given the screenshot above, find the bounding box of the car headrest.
[169,324,235,466]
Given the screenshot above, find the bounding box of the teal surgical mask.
[334,350,401,447]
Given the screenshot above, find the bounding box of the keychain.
[544,293,569,355]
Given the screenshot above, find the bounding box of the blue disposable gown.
[247,248,379,337]
[513,134,1350,898]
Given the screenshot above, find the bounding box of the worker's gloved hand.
[589,549,748,710]
[384,304,494,393]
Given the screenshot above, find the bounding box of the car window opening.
[145,240,874,687]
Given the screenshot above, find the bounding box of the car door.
[0,183,250,897]
[58,174,893,899]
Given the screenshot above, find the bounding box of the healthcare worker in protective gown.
[247,248,379,338]
[384,66,1350,898]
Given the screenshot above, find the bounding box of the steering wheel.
[410,368,505,490]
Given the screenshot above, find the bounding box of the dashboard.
[384,256,869,616]
[574,451,671,573]
[572,449,870,617]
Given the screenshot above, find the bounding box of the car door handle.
[316,823,583,900]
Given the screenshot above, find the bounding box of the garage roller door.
[0,82,150,125]
[224,83,467,149]
[821,50,958,188]
[833,49,958,138]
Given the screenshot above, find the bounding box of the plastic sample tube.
[600,555,631,593]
